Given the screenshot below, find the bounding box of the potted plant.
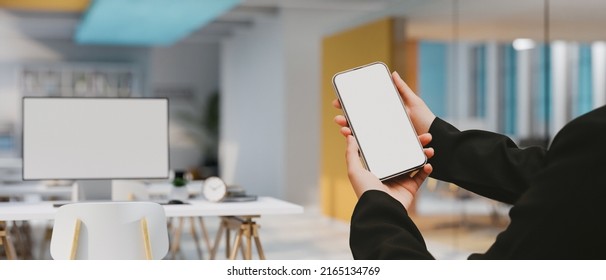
[170,171,189,201]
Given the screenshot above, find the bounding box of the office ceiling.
[0,0,605,44]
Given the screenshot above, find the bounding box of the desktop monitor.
[22,97,169,200]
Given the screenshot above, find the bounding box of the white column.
[516,49,532,139]
[485,42,500,132]
[551,41,569,137]
[446,43,456,120]
[530,47,544,138]
[457,42,471,120]
[448,42,471,121]
[592,41,606,108]
[568,43,580,118]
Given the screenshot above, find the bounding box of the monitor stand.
[74,180,112,201]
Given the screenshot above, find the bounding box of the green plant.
[176,91,220,164]
[172,177,187,187]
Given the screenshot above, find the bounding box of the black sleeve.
[428,118,547,204]
[350,108,606,260]
[350,190,434,260]
[468,107,606,259]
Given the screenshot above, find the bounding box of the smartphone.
[332,62,426,181]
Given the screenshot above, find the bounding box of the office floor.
[4,191,509,260]
[172,207,508,260]
[164,190,509,260]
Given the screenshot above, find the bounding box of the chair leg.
[245,226,252,260]
[210,219,225,260]
[141,218,152,260]
[15,221,33,259]
[1,221,17,260]
[240,233,246,259]
[198,217,212,255]
[70,219,82,260]
[188,217,203,259]
[38,223,53,259]
[169,217,184,259]
[211,217,265,260]
[225,224,231,259]
[252,223,265,260]
[229,227,243,260]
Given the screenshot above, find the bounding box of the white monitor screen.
[23,98,169,180]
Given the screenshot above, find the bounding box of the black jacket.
[350,106,606,259]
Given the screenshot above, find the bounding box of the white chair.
[50,201,169,260]
[112,180,211,260]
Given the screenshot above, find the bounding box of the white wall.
[220,8,368,205]
[220,15,286,197]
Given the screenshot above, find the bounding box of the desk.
[0,197,302,221]
[0,197,303,260]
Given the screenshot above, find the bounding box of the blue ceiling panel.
[76,0,241,46]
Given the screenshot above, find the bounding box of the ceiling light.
[512,38,535,51]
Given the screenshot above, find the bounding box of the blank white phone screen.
[333,62,426,180]
[23,98,169,180]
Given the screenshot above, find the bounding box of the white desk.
[0,197,303,260]
[0,197,303,221]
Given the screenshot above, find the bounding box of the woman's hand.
[343,133,433,210]
[332,73,436,210]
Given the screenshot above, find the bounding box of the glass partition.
[384,0,606,259]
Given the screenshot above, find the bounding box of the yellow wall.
[0,0,89,12]
[320,18,396,221]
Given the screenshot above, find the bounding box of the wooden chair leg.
[188,217,203,259]
[210,219,225,260]
[198,217,212,255]
[170,217,184,259]
[1,221,17,260]
[245,226,252,260]
[229,228,243,260]
[252,223,265,260]
[239,233,246,259]
[225,224,231,259]
[10,222,24,259]
[14,221,33,259]
[211,217,264,260]
[141,218,152,260]
[2,235,17,260]
[38,224,53,260]
[70,219,82,260]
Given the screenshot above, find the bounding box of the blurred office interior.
[0,0,605,259]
